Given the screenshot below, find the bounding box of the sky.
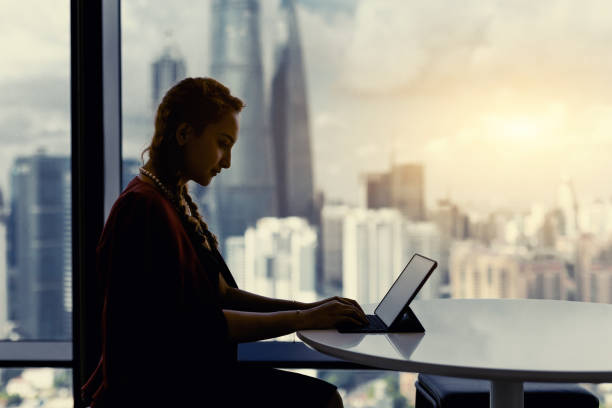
[4,0,612,213]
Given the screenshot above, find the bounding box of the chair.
[415,374,599,408]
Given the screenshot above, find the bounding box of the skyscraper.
[321,205,350,291]
[7,153,71,339]
[151,44,186,111]
[364,163,425,221]
[342,207,442,304]
[225,217,317,303]
[270,0,315,221]
[122,157,141,190]
[205,0,277,247]
[390,163,425,221]
[342,208,404,305]
[0,187,8,336]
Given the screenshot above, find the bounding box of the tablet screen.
[374,254,436,327]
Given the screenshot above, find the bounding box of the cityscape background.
[4,0,612,406]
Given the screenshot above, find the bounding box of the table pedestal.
[490,380,523,408]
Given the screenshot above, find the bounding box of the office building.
[121,157,141,190]
[449,241,527,299]
[364,173,391,210]
[204,0,278,247]
[270,0,315,222]
[449,241,572,301]
[0,188,7,336]
[590,267,612,303]
[226,217,317,303]
[390,164,425,221]
[342,208,441,304]
[524,254,571,300]
[151,44,186,111]
[557,179,579,238]
[364,163,425,221]
[225,236,246,289]
[343,208,403,305]
[7,153,71,340]
[575,234,600,302]
[402,221,442,300]
[321,205,350,290]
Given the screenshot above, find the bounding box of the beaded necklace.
[139,167,212,250]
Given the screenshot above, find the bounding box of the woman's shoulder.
[108,177,177,222]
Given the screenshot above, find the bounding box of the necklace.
[139,167,177,205]
[139,167,212,250]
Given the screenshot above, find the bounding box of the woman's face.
[178,111,239,186]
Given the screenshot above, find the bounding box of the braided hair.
[179,185,218,250]
[142,77,244,250]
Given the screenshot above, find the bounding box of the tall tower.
[557,179,579,238]
[270,0,315,221]
[364,163,425,222]
[7,152,71,339]
[206,0,277,247]
[151,43,186,111]
[0,187,8,335]
[390,163,425,221]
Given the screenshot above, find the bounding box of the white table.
[297,299,612,408]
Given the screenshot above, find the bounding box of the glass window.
[2,1,71,341]
[120,0,612,308]
[0,368,72,407]
[298,369,417,408]
[120,0,612,400]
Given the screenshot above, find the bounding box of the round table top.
[297,298,612,383]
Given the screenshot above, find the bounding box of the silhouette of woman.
[81,77,368,407]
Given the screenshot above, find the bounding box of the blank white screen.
[374,255,435,327]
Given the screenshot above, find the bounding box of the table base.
[490,380,523,408]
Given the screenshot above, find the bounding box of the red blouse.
[82,177,236,406]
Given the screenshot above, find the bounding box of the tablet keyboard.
[337,314,388,333]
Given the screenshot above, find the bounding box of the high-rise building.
[590,267,612,303]
[575,234,600,302]
[151,45,186,111]
[342,208,441,305]
[449,241,527,299]
[342,209,403,305]
[122,157,141,190]
[321,205,350,291]
[364,163,425,221]
[449,242,572,301]
[0,187,8,336]
[225,217,317,303]
[7,153,71,339]
[402,222,442,300]
[364,173,391,210]
[270,0,315,222]
[390,164,425,221]
[204,0,277,247]
[557,179,579,238]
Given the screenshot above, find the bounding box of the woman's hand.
[298,299,369,330]
[306,296,367,317]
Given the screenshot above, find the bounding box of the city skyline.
[6,1,612,405]
[8,2,612,212]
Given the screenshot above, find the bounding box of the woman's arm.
[218,273,367,316]
[223,309,301,342]
[223,299,368,343]
[222,285,307,312]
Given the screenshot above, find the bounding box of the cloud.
[7,0,612,211]
[0,2,69,80]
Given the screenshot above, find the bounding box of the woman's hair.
[142,77,245,250]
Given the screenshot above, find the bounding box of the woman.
[81,77,368,407]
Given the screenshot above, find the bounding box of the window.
[1,1,73,406]
[2,1,71,342]
[120,1,612,403]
